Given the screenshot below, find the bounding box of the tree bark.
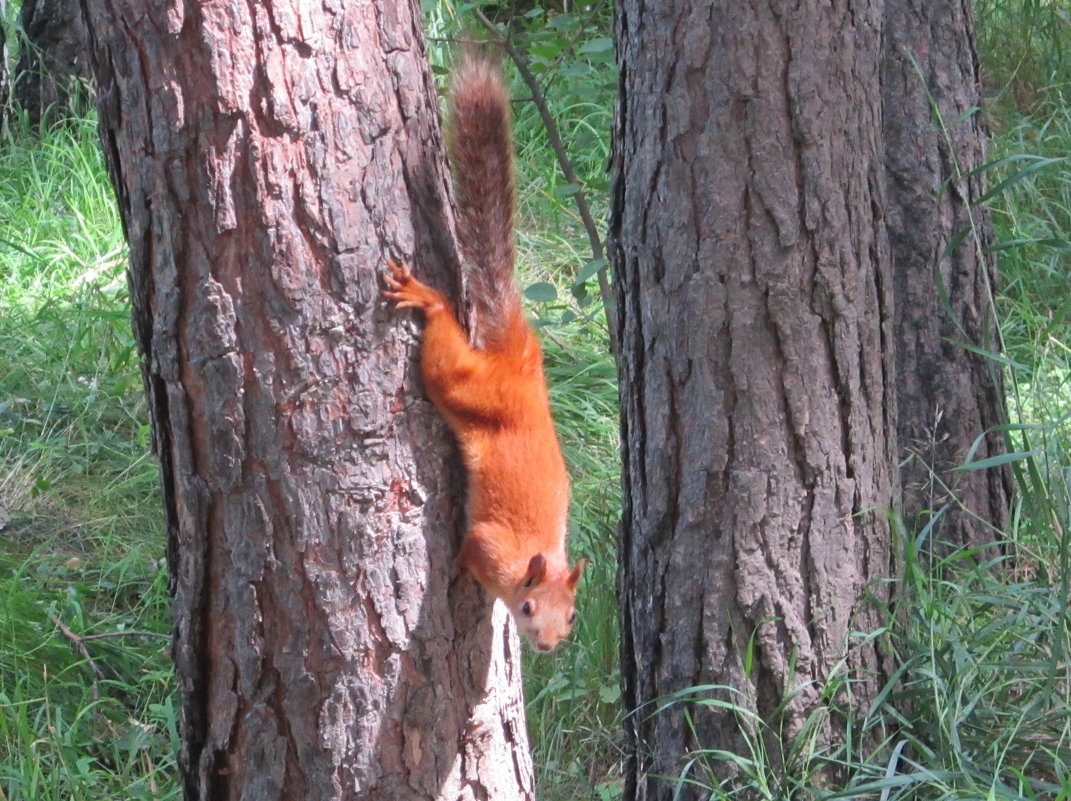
[15,0,92,128]
[884,0,1012,551]
[0,0,10,125]
[80,1,534,799]
[611,2,894,799]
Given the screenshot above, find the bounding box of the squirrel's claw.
[382,259,445,313]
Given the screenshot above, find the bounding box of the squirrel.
[383,54,586,652]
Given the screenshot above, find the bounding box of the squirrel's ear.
[524,554,547,587]
[568,558,588,589]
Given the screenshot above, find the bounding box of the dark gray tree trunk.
[884,0,1012,551]
[80,1,534,799]
[15,0,91,127]
[0,0,10,125]
[611,2,894,799]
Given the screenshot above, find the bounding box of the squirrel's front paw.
[382,259,444,312]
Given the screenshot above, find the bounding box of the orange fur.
[382,56,585,651]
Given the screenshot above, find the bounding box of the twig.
[49,612,103,701]
[80,629,171,641]
[474,9,620,361]
[539,324,568,352]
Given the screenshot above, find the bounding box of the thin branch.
[48,614,171,703]
[539,323,568,352]
[49,612,103,700]
[475,9,619,361]
[80,628,171,641]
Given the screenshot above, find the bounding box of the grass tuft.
[1,111,176,799]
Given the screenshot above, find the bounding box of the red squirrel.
[383,55,586,651]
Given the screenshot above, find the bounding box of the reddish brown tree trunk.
[884,0,1012,551]
[611,2,894,798]
[80,1,534,799]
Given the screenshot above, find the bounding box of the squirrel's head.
[508,553,587,651]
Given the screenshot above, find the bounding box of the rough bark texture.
[884,0,1012,550]
[80,1,534,799]
[611,3,894,799]
[15,0,92,128]
[0,0,9,123]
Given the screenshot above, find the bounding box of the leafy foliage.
[1,2,1070,801]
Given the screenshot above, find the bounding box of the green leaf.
[598,683,621,704]
[115,721,154,752]
[939,224,974,261]
[952,450,1042,471]
[971,155,1065,207]
[529,44,560,60]
[576,257,608,284]
[579,37,613,54]
[561,63,594,79]
[546,13,578,29]
[944,338,1029,371]
[989,236,1071,252]
[524,282,559,303]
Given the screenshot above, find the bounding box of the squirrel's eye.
[567,611,576,625]
[521,601,533,617]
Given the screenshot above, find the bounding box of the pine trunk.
[16,0,91,127]
[80,1,534,798]
[0,0,9,122]
[883,0,1012,551]
[611,2,894,798]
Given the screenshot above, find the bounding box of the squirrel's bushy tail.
[447,53,523,350]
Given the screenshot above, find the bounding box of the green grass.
[885,528,1071,801]
[2,2,1070,800]
[0,542,177,801]
[0,113,177,800]
[976,0,1070,113]
[526,328,622,798]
